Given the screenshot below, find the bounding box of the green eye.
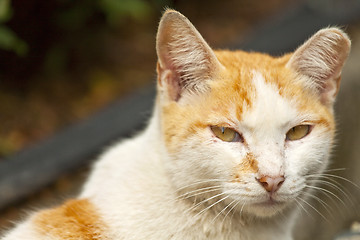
[211,126,241,142]
[286,125,311,141]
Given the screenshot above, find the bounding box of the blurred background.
[0,0,292,158]
[0,0,359,239]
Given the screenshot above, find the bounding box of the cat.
[1,9,351,240]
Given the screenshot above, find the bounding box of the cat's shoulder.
[2,198,111,240]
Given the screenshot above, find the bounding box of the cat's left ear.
[286,27,351,107]
[156,10,224,102]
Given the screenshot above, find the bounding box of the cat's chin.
[246,200,290,218]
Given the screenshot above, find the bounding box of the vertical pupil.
[210,126,241,142]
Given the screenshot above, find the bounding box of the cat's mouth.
[247,197,289,217]
[250,192,290,207]
[253,198,284,207]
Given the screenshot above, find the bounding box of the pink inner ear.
[158,66,182,101]
[319,75,341,106]
[157,50,184,101]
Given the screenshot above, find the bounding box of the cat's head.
[155,10,350,218]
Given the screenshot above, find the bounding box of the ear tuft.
[287,27,351,106]
[156,10,223,102]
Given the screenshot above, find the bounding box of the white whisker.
[302,191,334,219]
[193,194,231,219]
[185,191,228,214]
[306,173,360,190]
[232,202,246,226]
[176,185,223,200]
[305,184,346,207]
[297,196,328,222]
[240,202,246,217]
[175,179,226,192]
[307,178,354,207]
[222,199,241,226]
[211,198,237,224]
[294,198,312,219]
[322,168,346,173]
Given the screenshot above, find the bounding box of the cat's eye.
[286,125,311,141]
[210,126,242,142]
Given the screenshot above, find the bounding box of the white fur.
[74,72,329,239]
[1,68,335,240]
[1,220,43,240]
[79,102,297,240]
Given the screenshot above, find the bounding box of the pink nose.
[257,176,285,193]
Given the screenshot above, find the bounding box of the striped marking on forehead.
[34,199,108,239]
[242,71,298,129]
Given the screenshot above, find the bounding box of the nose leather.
[257,176,285,193]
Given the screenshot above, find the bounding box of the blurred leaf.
[0,0,12,23]
[43,45,68,75]
[56,2,96,31]
[0,0,28,56]
[99,0,152,26]
[0,25,28,56]
[152,0,173,9]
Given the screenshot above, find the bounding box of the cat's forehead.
[208,51,332,126]
[214,50,294,91]
[240,71,298,131]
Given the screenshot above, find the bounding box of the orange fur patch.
[244,152,259,172]
[238,152,258,174]
[232,153,258,182]
[34,199,108,240]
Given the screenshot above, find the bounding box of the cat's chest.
[173,215,291,240]
[101,195,291,240]
[150,219,291,240]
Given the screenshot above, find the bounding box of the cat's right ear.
[156,10,223,102]
[286,28,351,107]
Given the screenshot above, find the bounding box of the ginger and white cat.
[2,10,351,240]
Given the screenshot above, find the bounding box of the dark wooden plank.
[235,1,360,55]
[0,86,155,208]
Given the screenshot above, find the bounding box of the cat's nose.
[257,176,285,193]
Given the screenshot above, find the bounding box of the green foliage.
[0,0,28,56]
[0,0,172,55]
[0,26,27,56]
[46,0,171,74]
[99,0,152,25]
[55,0,98,31]
[0,0,12,22]
[56,0,172,30]
[98,0,172,26]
